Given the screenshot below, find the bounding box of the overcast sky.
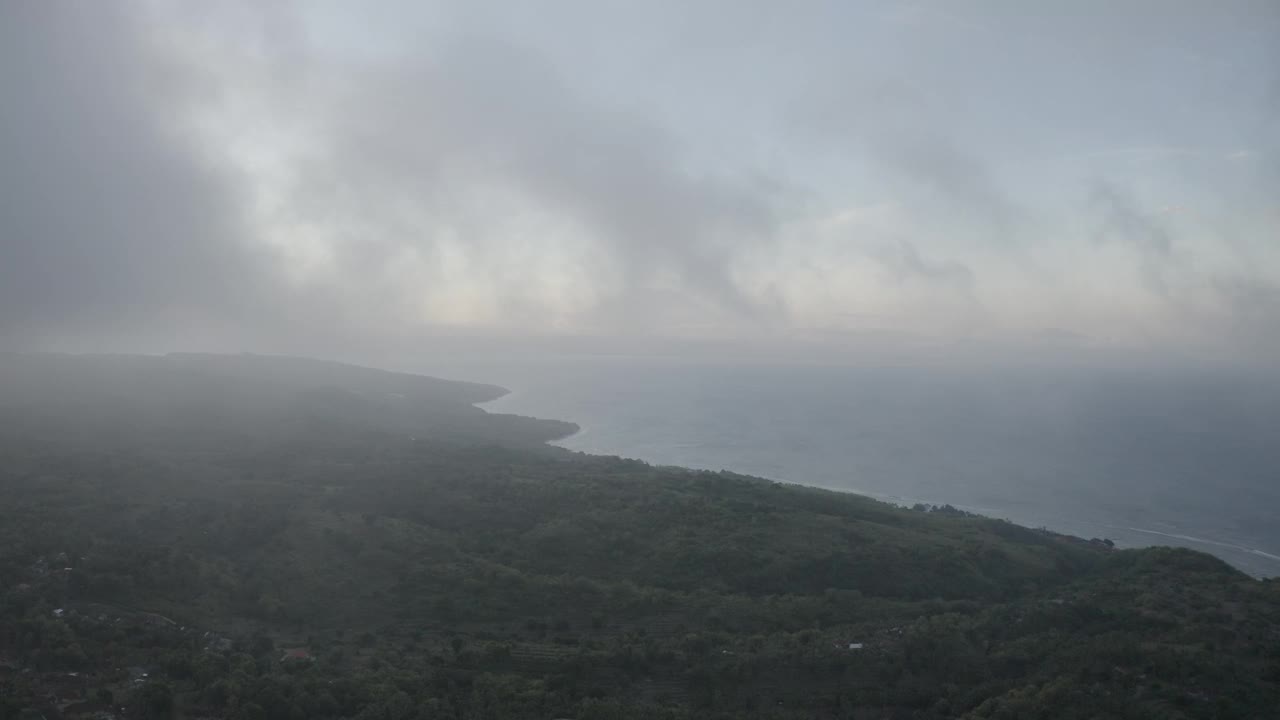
[3,1,1278,365]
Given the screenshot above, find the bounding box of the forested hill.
[0,352,576,450]
[0,354,1277,719]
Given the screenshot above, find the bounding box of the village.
[2,551,321,719]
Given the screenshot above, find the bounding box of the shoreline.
[475,388,583,445]
[472,380,1279,580]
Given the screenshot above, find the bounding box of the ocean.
[417,356,1280,578]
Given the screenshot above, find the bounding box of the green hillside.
[1,354,1276,719]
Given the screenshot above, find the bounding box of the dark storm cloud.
[0,3,274,347]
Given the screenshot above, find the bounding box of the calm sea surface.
[417,357,1280,578]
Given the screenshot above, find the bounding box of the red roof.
[281,648,312,660]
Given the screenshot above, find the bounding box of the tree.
[129,681,174,720]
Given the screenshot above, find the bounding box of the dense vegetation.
[1,354,1276,719]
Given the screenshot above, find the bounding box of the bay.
[418,356,1280,578]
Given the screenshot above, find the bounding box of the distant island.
[1,353,1276,719]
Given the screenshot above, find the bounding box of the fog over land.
[6,8,1280,715]
[2,2,1278,366]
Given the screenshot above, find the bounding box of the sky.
[3,1,1278,366]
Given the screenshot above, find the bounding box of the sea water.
[421,356,1280,578]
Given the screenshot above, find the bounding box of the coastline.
[472,379,1279,580]
[475,388,582,445]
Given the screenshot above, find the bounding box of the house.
[846,643,864,650]
[280,648,313,662]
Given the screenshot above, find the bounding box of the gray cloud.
[297,36,788,331]
[0,3,278,348]
[1088,181,1192,313]
[1090,183,1174,261]
[873,135,1025,245]
[1,1,1277,363]
[873,239,975,292]
[1214,276,1280,353]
